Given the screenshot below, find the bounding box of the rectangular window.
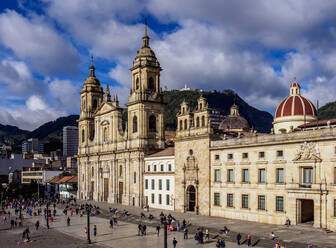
[259,169,266,183]
[258,195,266,210]
[145,179,148,189]
[168,164,172,171]
[215,169,221,182]
[242,194,249,209]
[147,165,150,172]
[214,193,220,206]
[227,169,234,182]
[227,153,233,160]
[215,154,220,160]
[160,164,164,172]
[259,151,265,158]
[134,172,136,183]
[242,153,248,159]
[154,165,157,172]
[276,168,284,183]
[151,193,155,204]
[151,179,155,190]
[166,194,170,205]
[242,169,249,183]
[166,179,170,191]
[276,196,284,212]
[159,194,162,204]
[159,179,162,190]
[303,168,313,184]
[277,150,283,157]
[227,194,234,207]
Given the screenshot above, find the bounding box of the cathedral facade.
[77,27,165,206]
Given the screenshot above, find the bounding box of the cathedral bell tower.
[78,57,104,149]
[127,22,165,150]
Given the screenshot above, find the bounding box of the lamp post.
[86,204,91,244]
[46,200,50,229]
[163,219,168,248]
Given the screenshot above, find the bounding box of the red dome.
[275,95,317,118]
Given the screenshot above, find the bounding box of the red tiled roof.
[298,119,336,128]
[147,147,174,158]
[55,175,77,184]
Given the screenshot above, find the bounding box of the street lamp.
[163,219,168,248]
[46,200,50,229]
[86,204,91,244]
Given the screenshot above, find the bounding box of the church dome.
[273,81,317,134]
[219,104,250,132]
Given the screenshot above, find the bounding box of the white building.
[144,147,175,210]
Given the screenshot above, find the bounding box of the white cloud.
[0,10,80,76]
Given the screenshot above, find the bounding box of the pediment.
[95,102,117,115]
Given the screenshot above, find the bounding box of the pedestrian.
[85,226,88,234]
[205,229,209,241]
[221,238,226,247]
[18,218,22,227]
[10,219,14,229]
[270,231,275,240]
[53,209,56,217]
[93,225,97,237]
[110,218,113,229]
[142,224,147,236]
[138,223,142,236]
[237,233,241,245]
[156,224,161,236]
[67,216,70,226]
[35,220,39,230]
[173,237,178,248]
[14,219,17,228]
[177,221,180,231]
[182,219,186,228]
[247,232,251,246]
[184,226,188,239]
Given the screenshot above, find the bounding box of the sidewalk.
[80,200,335,248]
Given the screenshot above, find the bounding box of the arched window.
[149,115,156,132]
[93,99,98,110]
[119,165,122,176]
[148,77,155,90]
[184,119,187,130]
[136,77,139,90]
[91,167,94,177]
[82,129,85,143]
[201,116,205,127]
[196,117,200,127]
[133,115,138,133]
[103,127,108,142]
[182,107,185,114]
[199,103,202,110]
[179,120,183,130]
[89,123,95,141]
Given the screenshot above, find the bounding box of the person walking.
[247,232,251,246]
[237,233,241,245]
[156,224,160,236]
[109,218,113,229]
[173,237,178,248]
[35,220,39,230]
[67,216,71,226]
[183,226,188,239]
[138,223,142,236]
[205,229,209,241]
[93,225,97,237]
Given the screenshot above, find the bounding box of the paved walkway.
[80,200,335,248]
[19,207,249,248]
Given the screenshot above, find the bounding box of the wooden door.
[118,182,123,204]
[104,178,109,201]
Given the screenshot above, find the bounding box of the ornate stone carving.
[293,141,321,161]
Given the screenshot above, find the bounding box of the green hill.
[318,101,336,120]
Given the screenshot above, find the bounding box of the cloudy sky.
[0,0,336,130]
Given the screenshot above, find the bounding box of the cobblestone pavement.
[21,207,255,248]
[0,213,100,248]
[80,200,336,248]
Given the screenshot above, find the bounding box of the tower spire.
[142,18,150,48]
[89,55,95,77]
[105,85,111,102]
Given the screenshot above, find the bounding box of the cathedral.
[78,26,336,231]
[77,25,165,206]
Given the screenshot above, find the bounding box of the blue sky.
[0,0,336,130]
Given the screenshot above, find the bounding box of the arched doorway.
[186,185,196,212]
